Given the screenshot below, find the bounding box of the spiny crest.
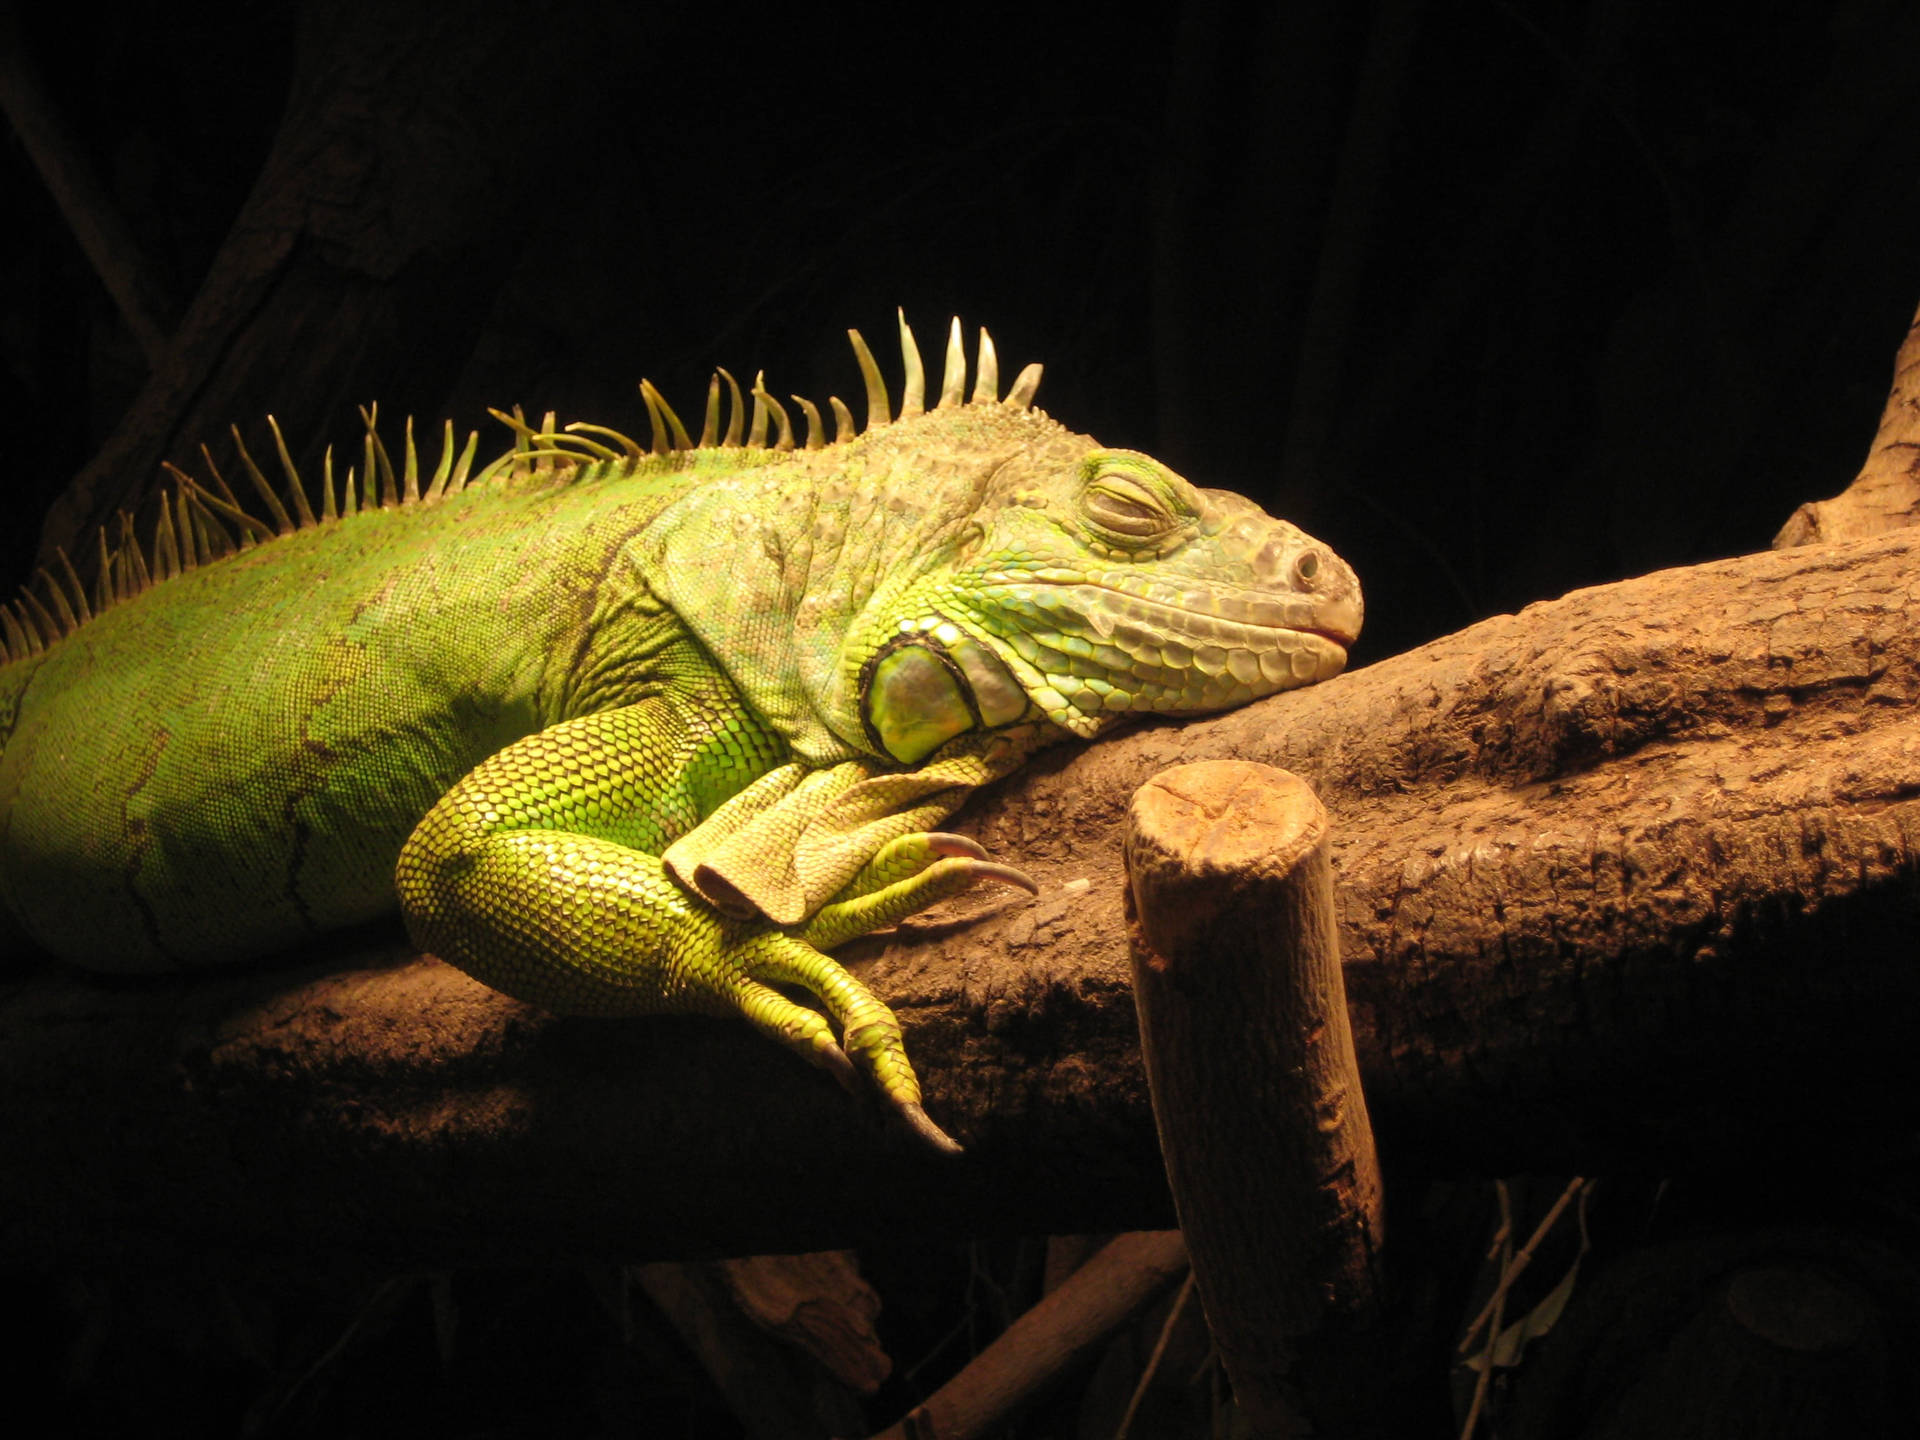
[491,310,1042,466]
[0,311,1039,665]
[0,410,487,666]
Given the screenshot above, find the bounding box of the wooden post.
[1125,760,1390,1437]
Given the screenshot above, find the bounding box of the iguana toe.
[815,1039,857,1092]
[806,845,1037,950]
[730,930,953,1145]
[920,834,1041,895]
[961,859,1038,895]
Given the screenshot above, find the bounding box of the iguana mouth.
[979,576,1360,661]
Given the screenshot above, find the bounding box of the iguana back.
[0,462,696,966]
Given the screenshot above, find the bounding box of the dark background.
[5,0,1917,666]
[5,1,1918,1435]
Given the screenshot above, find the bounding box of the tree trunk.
[4,524,1915,1268]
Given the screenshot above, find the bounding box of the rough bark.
[4,528,1919,1268]
[1502,1227,1912,1439]
[0,2,179,362]
[634,1256,872,1440]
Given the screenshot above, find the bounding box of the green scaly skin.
[0,318,1361,1149]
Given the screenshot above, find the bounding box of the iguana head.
[846,424,1361,762]
[635,315,1360,766]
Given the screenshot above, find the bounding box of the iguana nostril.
[1293,550,1321,588]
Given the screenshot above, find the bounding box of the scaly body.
[0,317,1360,1147]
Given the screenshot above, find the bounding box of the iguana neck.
[635,432,1016,765]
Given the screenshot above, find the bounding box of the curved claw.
[962,859,1039,895]
[813,1036,858,1094]
[923,832,990,861]
[898,1101,964,1154]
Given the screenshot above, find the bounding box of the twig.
[1458,1176,1589,1354]
[1457,1181,1513,1440]
[864,1231,1188,1440]
[1112,1269,1196,1440]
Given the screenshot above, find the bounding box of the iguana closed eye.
[0,313,1360,1151]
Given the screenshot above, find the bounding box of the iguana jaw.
[977,571,1361,649]
[954,580,1355,739]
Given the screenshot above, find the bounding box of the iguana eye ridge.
[1084,475,1173,539]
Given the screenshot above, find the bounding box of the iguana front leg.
[395,690,1041,1148]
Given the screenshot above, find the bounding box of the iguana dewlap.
[0,316,1360,1149]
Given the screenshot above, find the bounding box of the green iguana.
[0,315,1360,1149]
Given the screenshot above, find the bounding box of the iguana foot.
[746,829,1037,1152]
[731,928,963,1152]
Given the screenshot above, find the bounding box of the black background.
[5,2,1919,1434]
[5,0,1917,665]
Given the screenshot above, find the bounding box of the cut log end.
[1125,760,1328,966]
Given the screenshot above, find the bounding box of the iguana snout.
[1195,485,1363,647]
